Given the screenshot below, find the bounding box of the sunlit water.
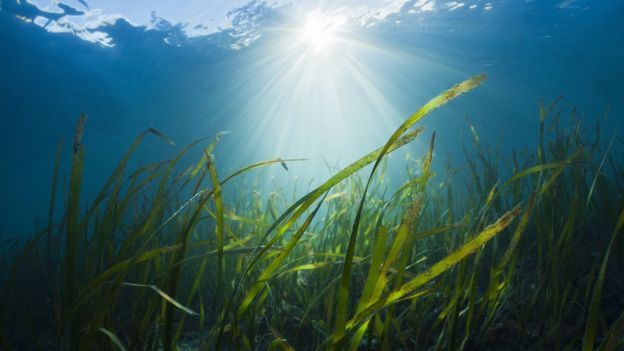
[0,0,622,236]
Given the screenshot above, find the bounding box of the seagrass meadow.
[1,75,623,351]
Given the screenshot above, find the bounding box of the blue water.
[1,0,622,236]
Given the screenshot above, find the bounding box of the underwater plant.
[1,75,623,350]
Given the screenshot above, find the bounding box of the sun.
[298,11,345,52]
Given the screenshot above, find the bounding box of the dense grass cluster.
[1,76,623,350]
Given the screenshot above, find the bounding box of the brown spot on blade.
[147,127,176,146]
[279,158,289,171]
